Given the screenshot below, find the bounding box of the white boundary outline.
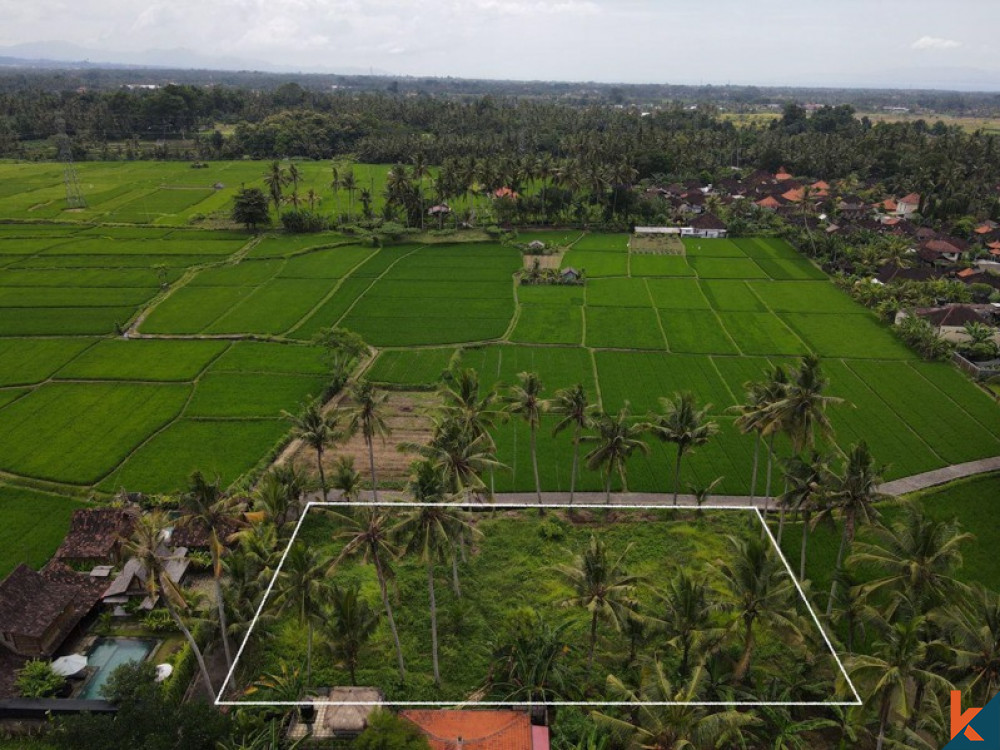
[217,502,863,708]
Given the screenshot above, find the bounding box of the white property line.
[216,501,863,708]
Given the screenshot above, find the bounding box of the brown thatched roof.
[56,508,135,563]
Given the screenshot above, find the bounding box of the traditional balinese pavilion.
[0,563,105,659]
[286,687,384,741]
[55,508,136,568]
[402,709,550,750]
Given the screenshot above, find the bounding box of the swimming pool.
[78,638,156,700]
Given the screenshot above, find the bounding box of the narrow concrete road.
[304,455,1000,508]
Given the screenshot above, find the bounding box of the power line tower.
[55,118,86,209]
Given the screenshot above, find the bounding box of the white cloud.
[911,35,962,50]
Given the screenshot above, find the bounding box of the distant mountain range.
[0,40,385,76]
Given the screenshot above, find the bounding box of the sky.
[2,0,999,89]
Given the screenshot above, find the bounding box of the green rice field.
[0,176,998,509]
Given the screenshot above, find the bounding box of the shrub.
[354,710,431,750]
[141,609,175,632]
[538,516,568,541]
[280,209,329,233]
[15,659,65,698]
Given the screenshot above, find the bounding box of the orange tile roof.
[493,187,519,200]
[989,241,1000,250]
[775,171,794,181]
[975,224,994,234]
[756,196,782,208]
[899,192,921,206]
[402,711,535,750]
[812,180,830,190]
[782,188,805,202]
[957,268,978,278]
[880,198,898,211]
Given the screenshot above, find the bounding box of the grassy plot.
[0,338,95,386]
[0,286,156,308]
[628,254,696,277]
[845,360,1000,465]
[188,260,283,287]
[517,284,585,306]
[710,355,776,398]
[585,278,653,307]
[659,310,739,355]
[12,253,214,269]
[0,267,174,287]
[0,388,28,409]
[573,233,630,251]
[286,277,373,340]
[596,351,736,415]
[205,279,335,335]
[100,418,288,494]
[700,280,768,312]
[0,382,190,484]
[278,245,375,278]
[140,286,257,334]
[366,349,460,387]
[461,345,596,397]
[186,373,328,418]
[909,361,1000,436]
[0,485,82,578]
[510,304,583,345]
[732,237,801,260]
[781,313,915,359]
[717,312,809,356]
[246,232,354,259]
[561,250,628,277]
[753,257,827,281]
[749,281,867,315]
[210,341,330,375]
[55,339,229,381]
[689,256,768,279]
[0,306,137,336]
[680,238,747,258]
[585,306,666,350]
[645,278,711,309]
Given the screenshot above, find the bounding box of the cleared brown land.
[630,234,685,254]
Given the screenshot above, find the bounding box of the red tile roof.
[56,508,134,563]
[756,196,783,209]
[975,224,994,234]
[879,198,898,211]
[899,193,921,206]
[402,711,537,750]
[957,268,979,278]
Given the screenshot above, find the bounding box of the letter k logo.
[953,691,985,741]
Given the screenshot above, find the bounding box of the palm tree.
[850,500,972,618]
[709,534,799,682]
[556,534,643,673]
[760,365,790,515]
[595,662,757,750]
[403,416,501,500]
[777,451,831,580]
[768,355,842,456]
[845,616,953,750]
[253,466,306,532]
[939,584,1000,704]
[324,581,379,685]
[283,400,338,500]
[264,160,287,216]
[732,380,770,506]
[753,706,838,750]
[506,371,546,510]
[655,570,716,678]
[341,169,357,221]
[329,506,406,679]
[394,461,479,686]
[179,471,244,669]
[649,392,718,505]
[821,441,886,616]
[438,366,502,496]
[489,611,574,703]
[332,455,362,501]
[272,541,325,685]
[122,512,216,700]
[582,405,650,503]
[346,380,390,503]
[550,383,596,508]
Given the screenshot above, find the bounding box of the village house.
[287,687,384,741]
[897,304,996,344]
[0,563,105,658]
[55,508,136,568]
[101,545,190,610]
[402,710,550,750]
[682,212,728,239]
[896,192,921,217]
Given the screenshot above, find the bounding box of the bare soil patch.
[630,234,685,255]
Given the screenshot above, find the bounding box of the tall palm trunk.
[827,514,851,617]
[214,572,232,669]
[163,593,215,701]
[604,469,613,504]
[749,432,761,507]
[427,560,440,686]
[672,447,683,506]
[374,552,405,679]
[367,437,379,503]
[734,616,755,682]
[306,620,314,686]
[316,447,327,501]
[569,424,580,507]
[587,611,599,674]
[762,433,776,515]
[530,424,543,514]
[451,547,461,598]
[776,479,790,545]
[799,510,811,580]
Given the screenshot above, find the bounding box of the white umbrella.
[51,654,88,677]
[155,663,174,683]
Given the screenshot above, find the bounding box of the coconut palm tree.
[768,355,842,456]
[489,610,574,703]
[850,500,972,618]
[272,541,325,685]
[283,400,338,500]
[407,416,502,501]
[582,405,650,503]
[939,584,1000,704]
[437,366,502,496]
[122,512,216,700]
[332,455,362,502]
[732,380,770,507]
[556,534,643,673]
[346,380,391,503]
[179,471,245,669]
[595,662,757,750]
[777,451,832,580]
[844,616,953,750]
[709,534,799,682]
[655,570,717,679]
[760,365,790,516]
[505,371,546,510]
[649,392,718,505]
[394,461,479,686]
[821,441,886,616]
[324,581,379,685]
[329,506,406,679]
[252,466,306,533]
[341,169,357,221]
[264,160,287,216]
[551,383,596,508]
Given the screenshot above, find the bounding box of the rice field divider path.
[304,455,1000,508]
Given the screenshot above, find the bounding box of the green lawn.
[0,485,82,578]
